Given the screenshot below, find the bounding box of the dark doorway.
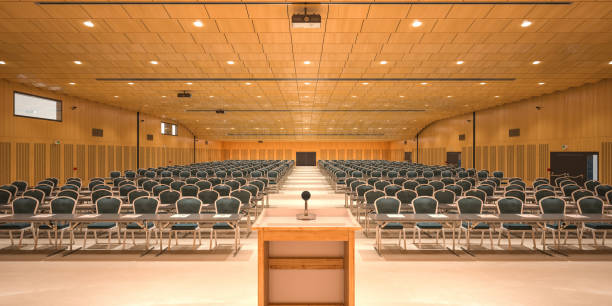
[296,152,317,166]
[550,152,598,186]
[404,152,412,162]
[446,152,461,168]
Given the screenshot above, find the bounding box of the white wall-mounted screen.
[14,91,62,121]
[161,122,177,136]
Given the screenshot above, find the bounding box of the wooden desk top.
[252,208,361,231]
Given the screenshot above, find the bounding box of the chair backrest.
[367,178,379,186]
[572,189,594,202]
[364,190,385,204]
[595,184,612,197]
[92,189,113,205]
[402,180,419,190]
[441,178,455,186]
[476,184,494,197]
[457,196,483,214]
[505,184,524,192]
[176,197,202,214]
[434,189,455,205]
[50,196,77,214]
[374,180,390,191]
[577,196,604,214]
[133,197,159,214]
[374,197,401,214]
[35,184,52,197]
[607,190,612,205]
[185,177,199,185]
[61,184,80,192]
[11,181,28,192]
[119,184,137,196]
[88,180,104,190]
[493,171,504,178]
[396,189,417,205]
[456,180,472,192]
[412,196,438,214]
[57,190,79,201]
[142,180,159,192]
[242,184,259,198]
[128,190,150,204]
[215,196,241,214]
[356,184,374,197]
[535,184,555,191]
[12,196,39,214]
[251,180,265,192]
[534,189,555,203]
[198,189,220,205]
[95,196,121,214]
[208,177,222,186]
[504,190,525,203]
[384,184,402,196]
[392,178,407,186]
[496,197,523,214]
[429,181,444,191]
[539,197,565,214]
[445,185,463,197]
[213,184,232,196]
[350,181,365,192]
[196,180,212,190]
[170,181,186,191]
[226,180,240,191]
[465,189,486,203]
[159,190,181,205]
[231,189,251,206]
[180,184,200,197]
[160,177,174,185]
[415,178,429,185]
[562,184,581,197]
[415,184,434,196]
[584,180,600,192]
[23,189,45,204]
[152,184,171,196]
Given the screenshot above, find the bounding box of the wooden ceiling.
[0,0,611,140]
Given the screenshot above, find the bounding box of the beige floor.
[1,167,612,305]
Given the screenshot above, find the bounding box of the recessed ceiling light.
[206,127,210,130]
[149,60,158,65]
[538,82,545,85]
[402,127,407,130]
[412,20,423,28]
[193,20,204,27]
[609,60,612,65]
[68,82,75,85]
[456,60,464,65]
[379,60,388,65]
[254,127,259,130]
[209,96,214,98]
[185,82,192,85]
[127,82,134,85]
[532,60,541,65]
[447,95,452,98]
[256,96,261,98]
[73,60,82,65]
[304,127,310,130]
[280,127,284,130]
[521,20,532,28]
[303,96,309,98]
[226,60,235,65]
[304,82,311,85]
[378,127,382,130]
[494,95,500,98]
[162,95,166,98]
[230,127,235,130]
[245,82,252,85]
[114,96,119,98]
[420,82,428,85]
[479,82,486,85]
[361,82,368,85]
[83,21,94,28]
[0,61,5,65]
[399,95,404,98]
[351,95,357,98]
[353,127,358,130]
[303,60,311,65]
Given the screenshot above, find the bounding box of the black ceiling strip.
[37,1,572,5]
[97,78,515,82]
[186,109,426,112]
[226,133,385,136]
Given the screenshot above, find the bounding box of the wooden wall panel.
[338,149,345,160]
[107,145,115,172]
[527,144,536,181]
[0,142,9,184]
[602,142,612,184]
[538,144,550,179]
[475,146,482,169]
[497,145,505,174]
[355,149,362,160]
[33,143,45,183]
[87,145,96,179]
[489,146,496,172]
[461,147,467,168]
[64,144,73,180]
[267,149,274,160]
[50,144,60,181]
[329,149,337,160]
[16,143,29,183]
[364,149,371,160]
[76,144,86,180]
[285,149,291,160]
[98,145,106,177]
[276,149,282,160]
[482,146,489,171]
[506,145,514,177]
[516,145,525,179]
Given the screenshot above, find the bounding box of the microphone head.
[301,191,311,201]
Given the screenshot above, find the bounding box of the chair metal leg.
[489,229,493,249]
[578,229,583,250]
[19,231,24,248]
[8,231,13,245]
[521,232,525,246]
[107,230,111,249]
[442,229,446,246]
[167,231,172,250]
[210,230,214,250]
[507,231,512,250]
[418,229,422,248]
[467,230,471,250]
[592,231,597,245]
[83,229,88,248]
[564,231,569,245]
[33,229,39,250]
[497,230,502,246]
[532,230,536,249]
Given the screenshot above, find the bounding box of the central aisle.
[268,166,345,209]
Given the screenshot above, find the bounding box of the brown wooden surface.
[268,258,344,270]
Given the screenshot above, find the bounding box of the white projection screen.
[14,91,62,121]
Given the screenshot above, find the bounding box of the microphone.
[296,190,316,220]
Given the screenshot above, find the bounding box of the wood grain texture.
[268,258,344,270]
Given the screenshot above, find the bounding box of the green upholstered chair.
[457,196,492,250]
[195,180,212,191]
[362,189,385,235]
[441,178,455,186]
[562,184,581,197]
[445,185,463,197]
[61,184,80,192]
[476,184,494,198]
[429,181,444,191]
[159,190,180,206]
[119,184,137,197]
[198,190,220,208]
[11,181,28,193]
[584,180,600,192]
[383,184,402,196]
[123,197,159,250]
[93,184,112,192]
[23,189,45,205]
[504,190,525,203]
[38,196,77,250]
[396,189,417,209]
[415,178,429,185]
[535,184,555,191]
[535,189,555,203]
[374,180,390,191]
[374,196,405,249]
[160,177,174,186]
[415,184,434,197]
[180,184,200,197]
[142,180,159,192]
[231,189,254,227]
[225,180,240,191]
[185,177,199,185]
[402,180,419,191]
[456,180,472,193]
[572,189,594,203]
[413,196,444,247]
[505,184,525,192]
[434,189,455,205]
[0,189,12,205]
[169,197,202,250]
[170,181,186,191]
[92,189,113,205]
[496,197,536,250]
[577,196,612,248]
[211,197,242,251]
[0,196,38,248]
[213,184,231,197]
[35,184,52,198]
[465,189,487,204]
[539,197,577,248]
[57,190,78,202]
[595,184,612,197]
[152,184,170,197]
[127,190,149,204]
[83,196,121,249]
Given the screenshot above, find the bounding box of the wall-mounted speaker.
[92,128,103,137]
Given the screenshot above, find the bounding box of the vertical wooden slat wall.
[0,143,9,184]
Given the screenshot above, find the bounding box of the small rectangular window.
[161,122,177,136]
[13,91,62,121]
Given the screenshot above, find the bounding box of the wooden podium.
[252,208,361,306]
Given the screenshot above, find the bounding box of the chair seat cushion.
[502,223,532,230]
[416,222,443,229]
[585,222,612,230]
[171,223,198,230]
[0,222,31,230]
[87,222,116,229]
[213,222,233,230]
[337,180,345,185]
[126,222,154,230]
[39,223,70,230]
[546,223,578,230]
[462,222,489,230]
[382,222,403,230]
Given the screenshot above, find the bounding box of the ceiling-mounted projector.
[292,8,321,29]
[177,91,191,98]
